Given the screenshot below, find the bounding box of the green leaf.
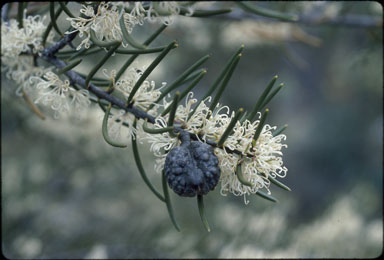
[259,83,284,111]
[208,54,242,116]
[161,70,207,116]
[102,104,128,148]
[218,108,244,147]
[268,176,291,192]
[256,190,278,203]
[17,2,24,29]
[197,195,211,232]
[85,42,121,88]
[272,124,288,137]
[127,41,177,105]
[57,59,82,74]
[42,4,64,46]
[119,10,146,49]
[162,170,181,231]
[50,2,63,36]
[58,2,75,18]
[150,54,211,110]
[115,45,177,54]
[236,162,253,187]
[132,120,166,202]
[115,25,168,81]
[252,108,269,144]
[247,75,277,121]
[236,1,298,22]
[90,29,122,48]
[167,91,180,128]
[183,8,233,17]
[203,45,244,101]
[142,120,174,134]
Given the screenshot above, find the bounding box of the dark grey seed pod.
[164,140,221,197]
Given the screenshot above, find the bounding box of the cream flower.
[1,15,48,58]
[31,71,91,118]
[142,93,288,203]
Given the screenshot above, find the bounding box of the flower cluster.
[1,14,48,57]
[101,68,165,142]
[30,71,91,119]
[66,2,191,50]
[142,93,288,203]
[1,14,53,94]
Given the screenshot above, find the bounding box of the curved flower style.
[30,71,91,118]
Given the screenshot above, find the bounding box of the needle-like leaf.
[162,170,181,231]
[247,75,277,121]
[50,3,63,36]
[197,195,211,232]
[256,190,278,203]
[272,124,288,137]
[57,59,82,74]
[119,10,146,49]
[208,54,242,116]
[252,108,269,144]
[132,120,166,202]
[217,108,244,147]
[161,70,207,116]
[259,83,284,111]
[102,103,127,148]
[236,1,298,22]
[85,42,121,88]
[142,120,174,134]
[268,176,291,192]
[115,25,168,81]
[127,41,177,105]
[236,162,253,187]
[149,54,211,110]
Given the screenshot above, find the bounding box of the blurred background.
[2,1,383,258]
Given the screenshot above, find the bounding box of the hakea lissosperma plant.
[1,2,290,232]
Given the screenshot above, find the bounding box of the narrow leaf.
[256,190,278,203]
[236,2,298,22]
[197,195,211,232]
[102,103,127,148]
[115,45,176,54]
[85,42,121,88]
[167,91,180,128]
[119,10,146,49]
[236,163,253,187]
[150,54,211,110]
[115,24,168,81]
[127,41,177,104]
[272,124,288,137]
[247,75,277,121]
[58,2,75,18]
[268,176,291,192]
[57,59,82,74]
[161,70,207,116]
[90,29,121,48]
[260,83,284,110]
[50,2,63,36]
[203,45,244,101]
[218,108,244,147]
[208,54,242,115]
[132,120,166,202]
[162,170,181,231]
[17,2,24,28]
[252,108,269,144]
[143,120,174,134]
